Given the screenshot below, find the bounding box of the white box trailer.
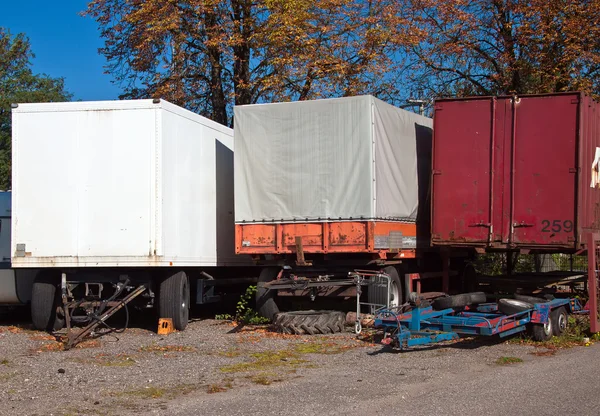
[11,99,250,333]
[12,99,242,267]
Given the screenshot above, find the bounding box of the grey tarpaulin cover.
[234,95,432,223]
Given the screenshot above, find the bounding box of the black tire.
[550,307,568,336]
[368,266,403,309]
[159,271,190,331]
[433,294,470,310]
[31,274,64,332]
[256,268,281,321]
[467,292,487,304]
[432,292,486,310]
[532,318,553,342]
[273,310,345,335]
[514,294,547,304]
[498,298,534,316]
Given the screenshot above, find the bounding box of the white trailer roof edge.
[12,99,233,138]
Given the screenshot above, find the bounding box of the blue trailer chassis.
[374,298,583,350]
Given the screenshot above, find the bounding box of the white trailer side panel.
[12,100,241,267]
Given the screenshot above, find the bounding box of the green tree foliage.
[0,28,72,190]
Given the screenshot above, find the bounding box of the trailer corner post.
[587,233,599,333]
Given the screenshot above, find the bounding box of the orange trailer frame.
[235,221,417,260]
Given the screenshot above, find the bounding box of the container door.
[432,99,494,245]
[510,95,578,246]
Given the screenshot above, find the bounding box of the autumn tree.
[400,0,600,99]
[0,28,72,190]
[86,0,415,126]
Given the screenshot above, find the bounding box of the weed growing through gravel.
[294,341,359,355]
[215,286,270,325]
[495,356,523,365]
[247,372,284,386]
[207,380,234,393]
[117,383,197,400]
[220,349,308,373]
[0,359,8,365]
[509,315,596,352]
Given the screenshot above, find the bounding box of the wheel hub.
[558,313,567,332]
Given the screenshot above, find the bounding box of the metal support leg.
[588,233,599,333]
[61,273,71,334]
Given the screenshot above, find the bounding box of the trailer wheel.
[532,318,553,342]
[273,310,345,335]
[256,268,281,321]
[159,271,190,331]
[498,298,533,315]
[514,294,548,304]
[368,266,403,309]
[31,274,64,332]
[550,307,568,336]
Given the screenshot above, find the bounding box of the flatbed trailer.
[375,297,583,350]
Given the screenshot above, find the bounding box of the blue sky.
[1,1,122,101]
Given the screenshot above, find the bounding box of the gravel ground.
[0,308,586,416]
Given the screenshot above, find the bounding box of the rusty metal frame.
[64,284,147,350]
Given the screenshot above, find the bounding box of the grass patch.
[139,344,196,353]
[117,383,197,400]
[294,341,359,355]
[496,356,523,365]
[247,372,284,386]
[0,359,8,365]
[220,349,308,373]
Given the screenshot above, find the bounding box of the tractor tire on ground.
[551,307,568,336]
[432,292,486,310]
[273,310,345,335]
[514,294,548,304]
[31,274,64,332]
[368,266,403,310]
[256,268,281,321]
[159,271,190,331]
[497,298,534,316]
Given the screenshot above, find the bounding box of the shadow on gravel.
[362,332,510,355]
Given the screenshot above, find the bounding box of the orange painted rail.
[235,221,416,258]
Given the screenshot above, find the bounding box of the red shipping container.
[431,92,600,250]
